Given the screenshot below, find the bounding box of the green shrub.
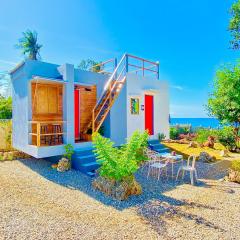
[170,127,178,139]
[158,133,166,142]
[63,144,74,167]
[92,130,148,181]
[195,128,218,144]
[231,160,240,172]
[216,126,236,151]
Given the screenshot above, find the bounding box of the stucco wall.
[126,73,169,140]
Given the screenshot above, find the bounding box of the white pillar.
[58,64,75,145]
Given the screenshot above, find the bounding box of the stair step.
[80,162,100,172]
[148,139,159,144]
[86,171,96,177]
[74,149,94,156]
[154,148,170,153]
[73,154,96,164]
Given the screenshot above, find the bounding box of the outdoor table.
[157,153,183,178]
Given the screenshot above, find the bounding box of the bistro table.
[157,153,183,178]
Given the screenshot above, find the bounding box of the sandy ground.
[0,159,240,240]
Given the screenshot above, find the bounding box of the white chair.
[176,155,198,185]
[141,148,157,171]
[147,157,169,180]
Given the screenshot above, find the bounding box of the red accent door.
[145,95,154,135]
[74,89,80,139]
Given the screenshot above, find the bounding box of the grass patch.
[231,160,240,172]
[162,142,226,160]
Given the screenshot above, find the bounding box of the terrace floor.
[0,158,240,240]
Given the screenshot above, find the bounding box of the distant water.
[170,118,221,129]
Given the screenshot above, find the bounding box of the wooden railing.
[29,121,65,147]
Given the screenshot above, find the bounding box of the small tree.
[78,59,102,72]
[229,0,240,49]
[207,62,240,146]
[0,95,12,119]
[16,30,42,60]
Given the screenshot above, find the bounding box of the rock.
[228,169,240,183]
[188,141,197,148]
[203,136,215,148]
[57,157,70,172]
[92,176,142,201]
[220,150,229,157]
[198,152,216,163]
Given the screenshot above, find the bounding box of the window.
[130,98,139,115]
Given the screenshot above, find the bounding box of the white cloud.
[0,59,17,66]
[171,85,183,91]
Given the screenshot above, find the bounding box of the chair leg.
[176,168,181,181]
[182,170,185,179]
[190,171,194,185]
[194,169,198,182]
[158,169,162,180]
[147,167,151,179]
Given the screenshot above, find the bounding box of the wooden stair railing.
[83,54,128,134]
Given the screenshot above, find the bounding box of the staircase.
[84,54,128,134]
[148,139,170,154]
[72,148,99,177]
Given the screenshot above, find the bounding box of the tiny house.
[10,54,169,162]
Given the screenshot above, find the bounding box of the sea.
[170,118,221,129]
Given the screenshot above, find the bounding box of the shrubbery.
[231,160,240,172]
[92,130,148,181]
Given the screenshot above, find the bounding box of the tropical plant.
[158,133,166,142]
[170,127,178,140]
[207,62,240,147]
[217,126,238,151]
[16,30,42,60]
[63,144,74,167]
[92,130,148,181]
[78,59,102,72]
[229,0,240,49]
[0,96,12,119]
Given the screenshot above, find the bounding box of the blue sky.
[0,0,238,117]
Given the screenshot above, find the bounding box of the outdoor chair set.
[144,148,198,185]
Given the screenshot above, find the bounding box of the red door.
[74,89,80,139]
[145,95,154,135]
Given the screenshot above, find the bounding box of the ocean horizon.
[170,118,221,128]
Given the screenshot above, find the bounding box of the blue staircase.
[72,148,99,177]
[148,139,170,154]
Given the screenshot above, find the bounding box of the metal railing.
[90,58,117,75]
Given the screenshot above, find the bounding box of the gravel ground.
[0,158,240,240]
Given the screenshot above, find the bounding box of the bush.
[158,133,166,142]
[231,160,240,172]
[216,126,237,151]
[170,127,179,140]
[0,120,12,150]
[0,96,12,119]
[195,128,218,144]
[92,130,148,181]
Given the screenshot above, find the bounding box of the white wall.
[126,73,169,140]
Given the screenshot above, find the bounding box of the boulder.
[228,169,240,183]
[198,152,216,163]
[203,136,215,148]
[188,141,198,148]
[92,176,142,201]
[220,150,229,157]
[57,157,70,172]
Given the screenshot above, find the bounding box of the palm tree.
[16,30,42,60]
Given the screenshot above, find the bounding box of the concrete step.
[80,162,100,172]
[74,148,94,156]
[154,148,170,154]
[86,171,96,178]
[72,154,96,165]
[148,139,159,144]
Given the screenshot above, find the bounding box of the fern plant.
[92,130,148,181]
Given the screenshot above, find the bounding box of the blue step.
[148,139,159,144]
[154,148,170,154]
[72,147,99,177]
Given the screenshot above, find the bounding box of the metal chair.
[176,155,198,185]
[147,156,169,180]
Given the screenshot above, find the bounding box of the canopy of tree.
[0,96,12,119]
[16,30,42,60]
[229,0,240,49]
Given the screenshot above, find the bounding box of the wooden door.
[145,95,154,135]
[74,89,80,139]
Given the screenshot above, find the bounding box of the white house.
[10,54,169,175]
